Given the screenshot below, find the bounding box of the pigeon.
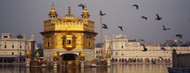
[118,26,123,31]
[141,16,147,20]
[176,34,182,39]
[161,47,166,51]
[78,4,84,10]
[155,14,162,20]
[142,45,147,51]
[100,10,106,16]
[102,24,108,29]
[132,4,139,10]
[163,25,170,31]
[139,38,145,42]
[159,56,164,60]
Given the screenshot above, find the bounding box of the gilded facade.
[41,3,97,62]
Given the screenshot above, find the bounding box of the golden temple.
[41,2,97,62]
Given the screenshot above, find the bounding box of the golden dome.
[81,6,90,18]
[62,5,77,20]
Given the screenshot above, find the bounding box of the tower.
[48,2,58,19]
[41,3,97,62]
[81,5,90,19]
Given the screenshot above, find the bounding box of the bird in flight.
[155,14,162,20]
[163,25,170,31]
[141,16,147,20]
[159,56,164,60]
[161,47,166,51]
[118,26,123,31]
[132,4,139,10]
[139,38,145,42]
[142,45,147,52]
[78,4,84,10]
[102,24,108,29]
[176,34,182,39]
[100,10,106,16]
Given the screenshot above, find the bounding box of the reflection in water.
[0,64,171,73]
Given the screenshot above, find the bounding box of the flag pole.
[100,16,103,59]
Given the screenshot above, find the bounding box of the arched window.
[48,42,49,47]
[89,42,90,47]
[67,40,71,45]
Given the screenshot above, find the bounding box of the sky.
[0,0,190,44]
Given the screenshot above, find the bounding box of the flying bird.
[155,14,162,20]
[102,24,108,29]
[118,26,123,31]
[142,45,147,51]
[163,25,170,31]
[78,4,84,10]
[132,4,139,10]
[100,10,106,16]
[159,56,164,60]
[141,16,147,20]
[176,34,182,39]
[161,47,166,51]
[139,38,145,42]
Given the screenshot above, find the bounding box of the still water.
[0,64,171,73]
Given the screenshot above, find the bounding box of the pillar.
[172,49,177,67]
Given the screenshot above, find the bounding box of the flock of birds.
[132,4,183,39]
[78,3,184,52]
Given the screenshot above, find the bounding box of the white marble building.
[0,33,35,63]
[94,48,101,59]
[103,34,190,64]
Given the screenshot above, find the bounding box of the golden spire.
[81,4,90,19]
[49,2,58,19]
[51,2,55,10]
[68,4,71,16]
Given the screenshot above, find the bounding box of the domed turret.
[48,2,58,19]
[81,5,90,19]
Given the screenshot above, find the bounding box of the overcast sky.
[0,0,190,44]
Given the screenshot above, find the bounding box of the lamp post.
[80,51,85,67]
[53,51,58,68]
[106,50,111,67]
[25,49,31,68]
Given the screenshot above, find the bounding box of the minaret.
[48,2,58,19]
[81,4,90,19]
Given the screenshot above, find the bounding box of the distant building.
[94,48,101,59]
[0,33,35,63]
[104,34,190,64]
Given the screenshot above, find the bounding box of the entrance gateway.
[60,54,78,61]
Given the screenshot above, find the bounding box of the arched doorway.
[145,58,150,63]
[112,58,115,62]
[60,53,78,67]
[61,54,78,61]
